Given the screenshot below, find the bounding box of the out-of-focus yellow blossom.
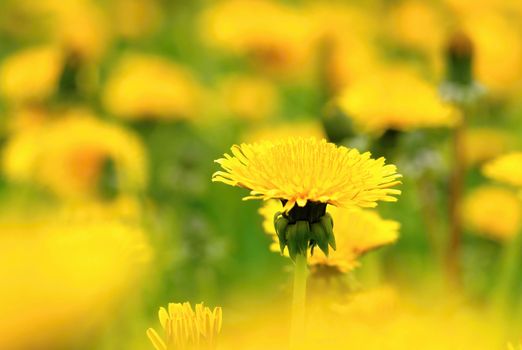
[463,128,514,166]
[147,302,223,350]
[6,107,49,133]
[32,0,110,60]
[387,1,446,55]
[463,12,522,95]
[243,120,324,143]
[463,186,521,241]
[2,109,147,199]
[213,137,401,212]
[307,3,379,92]
[218,74,279,120]
[199,0,314,75]
[0,46,63,104]
[508,342,522,350]
[0,218,150,349]
[483,152,522,187]
[337,68,459,133]
[103,54,201,120]
[108,0,162,39]
[260,200,399,271]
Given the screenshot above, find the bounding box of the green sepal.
[320,213,336,250]
[295,220,310,256]
[274,215,289,254]
[310,222,329,257]
[286,224,299,262]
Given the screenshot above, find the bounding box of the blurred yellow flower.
[0,46,63,104]
[213,137,401,211]
[260,200,399,271]
[218,74,279,120]
[387,1,446,55]
[483,152,522,187]
[199,0,313,75]
[33,0,110,60]
[463,128,514,166]
[337,67,459,133]
[103,54,201,120]
[307,3,379,92]
[0,217,150,349]
[109,0,162,39]
[147,302,223,350]
[463,186,521,241]
[243,120,325,143]
[3,109,147,199]
[463,12,522,95]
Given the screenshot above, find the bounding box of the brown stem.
[447,122,466,288]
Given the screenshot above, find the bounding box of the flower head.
[483,152,522,188]
[147,302,222,350]
[213,137,401,212]
[463,128,514,166]
[103,54,201,120]
[337,67,458,133]
[463,186,521,241]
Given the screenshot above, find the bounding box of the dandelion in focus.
[213,137,400,346]
[147,302,222,350]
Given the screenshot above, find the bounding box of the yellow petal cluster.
[260,200,399,271]
[243,120,325,143]
[218,74,279,120]
[463,186,521,241]
[0,217,150,349]
[103,54,201,120]
[2,109,147,199]
[213,137,401,211]
[463,128,514,166]
[199,0,313,74]
[337,68,459,133]
[483,152,522,188]
[147,302,223,350]
[0,46,63,104]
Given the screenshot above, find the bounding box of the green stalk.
[492,230,522,314]
[290,252,308,349]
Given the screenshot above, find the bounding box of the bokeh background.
[1,0,522,349]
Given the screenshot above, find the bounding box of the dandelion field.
[1,0,522,349]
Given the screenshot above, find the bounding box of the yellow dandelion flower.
[147,302,223,350]
[261,200,399,271]
[213,137,401,212]
[109,0,162,39]
[242,120,325,143]
[387,1,446,55]
[463,186,521,241]
[33,0,109,60]
[463,12,522,95]
[218,74,279,120]
[103,53,201,120]
[463,128,514,166]
[2,109,147,199]
[337,67,459,133]
[0,217,150,349]
[508,342,522,350]
[0,45,63,103]
[483,152,522,188]
[307,3,379,92]
[199,0,313,75]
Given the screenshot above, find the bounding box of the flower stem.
[492,230,522,314]
[290,252,308,349]
[447,121,465,289]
